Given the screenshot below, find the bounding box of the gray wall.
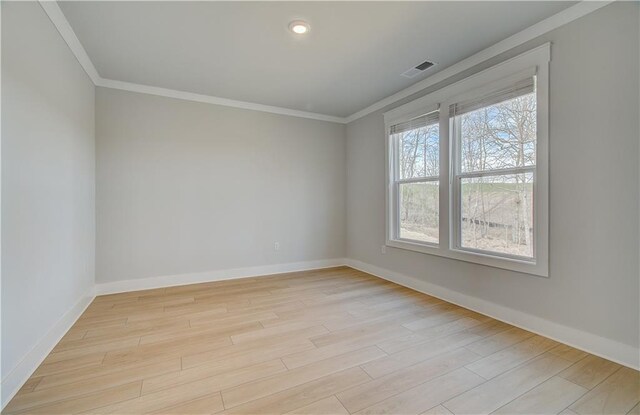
[346,2,639,349]
[96,88,346,283]
[1,1,95,381]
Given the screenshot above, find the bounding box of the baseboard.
[345,258,639,371]
[1,287,96,409]
[95,258,348,296]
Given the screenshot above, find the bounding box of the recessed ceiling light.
[289,20,310,35]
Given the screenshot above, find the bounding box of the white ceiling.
[59,1,576,118]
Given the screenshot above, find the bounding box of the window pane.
[399,181,439,243]
[460,173,533,258]
[397,123,439,179]
[458,92,536,173]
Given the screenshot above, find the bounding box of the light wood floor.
[4,267,639,415]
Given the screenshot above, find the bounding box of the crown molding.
[39,0,100,84]
[343,0,613,123]
[96,78,347,123]
[40,0,611,125]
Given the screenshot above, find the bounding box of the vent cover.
[402,60,435,78]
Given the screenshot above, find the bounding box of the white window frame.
[388,106,441,247]
[385,43,550,277]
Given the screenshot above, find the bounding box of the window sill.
[386,238,548,278]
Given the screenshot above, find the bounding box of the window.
[390,111,440,244]
[385,44,549,276]
[451,77,536,260]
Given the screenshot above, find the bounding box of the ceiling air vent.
[402,60,435,78]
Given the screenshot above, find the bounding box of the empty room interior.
[2,1,639,414]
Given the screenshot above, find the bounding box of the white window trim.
[384,43,550,277]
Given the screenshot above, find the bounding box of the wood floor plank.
[35,358,181,391]
[149,392,224,415]
[139,321,262,346]
[354,368,485,415]
[181,334,315,370]
[401,305,465,331]
[463,326,534,357]
[421,405,452,415]
[412,316,490,340]
[376,320,510,355]
[361,330,487,379]
[375,332,432,354]
[443,353,573,415]
[548,344,589,363]
[337,348,480,413]
[322,323,414,351]
[31,353,106,377]
[88,372,247,414]
[5,381,142,415]
[321,310,416,333]
[465,334,559,379]
[81,319,192,342]
[281,339,373,370]
[570,367,640,415]
[71,317,128,331]
[188,310,278,328]
[101,333,232,366]
[141,358,287,395]
[421,405,454,415]
[559,354,622,389]
[228,300,305,316]
[285,396,349,415]
[309,320,411,349]
[46,337,142,363]
[230,321,328,344]
[347,297,433,316]
[492,376,588,414]
[15,377,42,394]
[270,306,362,327]
[222,368,371,414]
[221,346,385,408]
[57,329,88,345]
[5,267,637,415]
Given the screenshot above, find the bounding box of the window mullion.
[453,115,463,250]
[439,104,450,251]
